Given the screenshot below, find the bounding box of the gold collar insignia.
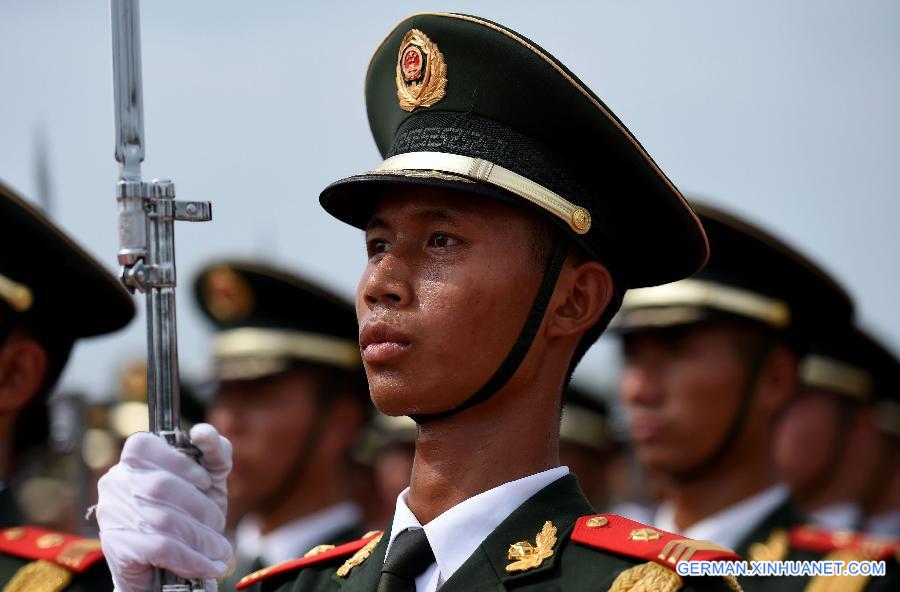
[506,521,557,573]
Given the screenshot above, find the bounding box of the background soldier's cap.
[860,330,900,438]
[194,260,362,381]
[0,180,134,338]
[613,201,854,342]
[799,325,883,402]
[561,385,614,453]
[318,12,708,289]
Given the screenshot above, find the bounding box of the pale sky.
[1,0,898,401]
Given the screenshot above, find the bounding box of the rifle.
[110,1,212,590]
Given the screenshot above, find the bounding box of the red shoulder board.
[236,531,383,590]
[0,526,103,573]
[790,525,898,560]
[571,514,742,567]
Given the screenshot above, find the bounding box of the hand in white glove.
[97,423,233,592]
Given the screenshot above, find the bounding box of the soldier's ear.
[755,344,798,415]
[546,257,613,339]
[0,333,48,412]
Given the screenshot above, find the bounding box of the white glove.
[97,423,233,592]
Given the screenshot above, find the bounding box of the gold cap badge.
[203,266,254,322]
[396,29,447,112]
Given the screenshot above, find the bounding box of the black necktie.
[376,528,435,592]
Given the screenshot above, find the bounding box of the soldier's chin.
[633,446,684,474]
[369,380,459,418]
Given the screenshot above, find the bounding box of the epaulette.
[571,514,743,592]
[790,525,898,560]
[0,526,103,572]
[0,526,104,592]
[236,531,383,590]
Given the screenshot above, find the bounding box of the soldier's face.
[772,389,842,495]
[357,186,545,417]
[619,323,751,475]
[207,370,320,516]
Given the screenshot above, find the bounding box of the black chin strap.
[674,337,776,482]
[410,240,570,424]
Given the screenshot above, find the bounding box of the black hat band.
[375,152,591,235]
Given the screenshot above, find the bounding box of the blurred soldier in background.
[0,180,134,589]
[860,340,900,536]
[612,202,900,590]
[774,326,889,530]
[558,385,623,510]
[193,261,371,588]
[356,414,417,530]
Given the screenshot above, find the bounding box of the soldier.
[614,202,898,590]
[97,13,745,592]
[774,326,888,530]
[0,180,134,589]
[363,414,418,529]
[193,261,371,588]
[559,386,622,510]
[859,337,900,536]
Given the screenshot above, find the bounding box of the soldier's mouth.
[359,323,412,363]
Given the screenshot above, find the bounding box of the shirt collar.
[654,484,790,550]
[236,501,363,566]
[385,466,569,586]
[809,501,862,531]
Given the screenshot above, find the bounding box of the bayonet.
[110,1,212,590]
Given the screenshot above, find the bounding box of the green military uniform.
[234,10,743,592]
[242,476,739,592]
[0,181,135,590]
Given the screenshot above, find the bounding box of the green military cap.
[613,202,854,341]
[561,386,613,453]
[194,260,362,382]
[318,12,708,288]
[0,180,134,340]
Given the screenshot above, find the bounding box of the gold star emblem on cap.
[396,29,447,112]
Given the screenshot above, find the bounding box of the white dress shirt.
[235,501,363,567]
[383,466,569,592]
[864,509,900,537]
[654,484,790,551]
[809,501,862,531]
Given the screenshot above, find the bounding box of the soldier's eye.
[429,233,460,248]
[367,238,390,257]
